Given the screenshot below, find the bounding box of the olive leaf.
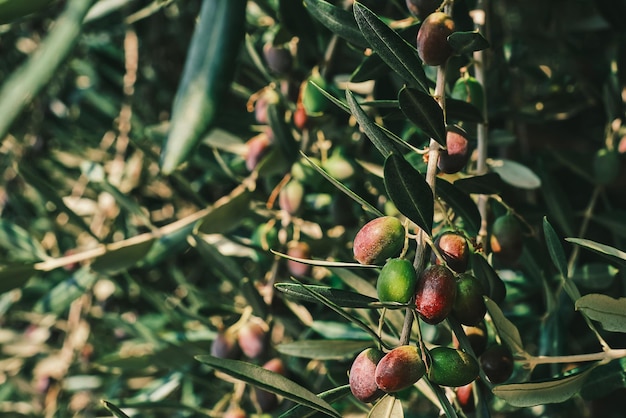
[447,30,490,54]
[368,395,404,418]
[454,172,505,195]
[398,86,446,146]
[435,178,481,237]
[0,264,37,294]
[280,385,352,418]
[303,0,368,49]
[101,400,131,418]
[276,340,373,360]
[566,238,626,265]
[484,297,524,355]
[575,294,626,333]
[488,159,541,190]
[275,283,379,308]
[542,217,569,279]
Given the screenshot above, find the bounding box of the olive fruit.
[286,241,312,277]
[349,348,385,403]
[438,127,470,174]
[278,180,304,215]
[417,12,455,66]
[452,273,487,326]
[353,216,405,265]
[455,383,475,413]
[405,0,440,20]
[427,347,479,387]
[263,43,293,75]
[244,133,272,172]
[322,148,356,182]
[375,345,426,392]
[480,344,514,384]
[237,320,267,359]
[210,332,240,359]
[254,358,285,412]
[458,322,488,357]
[415,265,457,324]
[431,231,470,273]
[490,213,523,266]
[377,258,418,304]
[293,105,309,130]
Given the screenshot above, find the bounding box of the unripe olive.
[353,216,405,265]
[490,213,523,266]
[322,148,356,182]
[302,69,330,115]
[286,241,312,277]
[245,133,272,172]
[431,231,470,273]
[349,348,385,403]
[251,222,279,252]
[377,258,418,304]
[451,75,485,115]
[237,320,267,359]
[417,12,455,66]
[278,180,304,215]
[480,344,514,384]
[263,43,293,75]
[438,128,470,174]
[427,347,479,387]
[415,265,457,324]
[254,358,285,412]
[452,273,487,326]
[455,383,475,413]
[210,332,240,359]
[375,345,426,392]
[405,0,440,20]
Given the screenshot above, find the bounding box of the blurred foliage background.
[0,0,625,417]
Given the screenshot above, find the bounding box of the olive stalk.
[522,347,626,370]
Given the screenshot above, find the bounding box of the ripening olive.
[349,348,385,403]
[417,12,455,66]
[455,382,475,413]
[415,265,457,324]
[452,273,487,326]
[286,241,312,277]
[375,345,426,392]
[405,0,440,20]
[353,216,405,265]
[279,180,304,215]
[427,346,479,387]
[490,213,523,266]
[263,43,293,75]
[377,258,418,304]
[480,344,514,384]
[431,231,470,273]
[237,320,267,359]
[210,332,240,359]
[438,127,470,174]
[245,133,272,172]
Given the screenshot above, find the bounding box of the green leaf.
[454,173,505,195]
[575,294,626,333]
[310,320,372,340]
[368,395,404,418]
[91,237,155,274]
[435,178,481,236]
[280,385,352,418]
[353,2,427,90]
[195,356,341,418]
[447,30,490,54]
[484,297,524,354]
[271,249,379,269]
[34,266,99,314]
[384,154,433,235]
[571,263,619,290]
[275,283,379,308]
[446,97,486,124]
[489,159,541,189]
[565,238,626,264]
[0,219,49,262]
[303,0,368,49]
[346,90,401,158]
[543,217,568,278]
[580,358,626,400]
[537,162,575,236]
[276,340,372,360]
[268,101,299,164]
[471,253,506,304]
[398,87,445,146]
[0,264,37,293]
[350,53,388,83]
[493,367,595,407]
[196,185,252,234]
[101,400,131,418]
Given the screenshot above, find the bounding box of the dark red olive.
[237,320,267,359]
[353,216,405,265]
[210,332,240,359]
[415,265,457,324]
[438,128,470,174]
[417,12,455,66]
[375,345,426,392]
[480,344,515,384]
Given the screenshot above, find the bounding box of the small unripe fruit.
[480,344,514,384]
[237,321,267,359]
[322,149,356,182]
[427,347,479,387]
[490,214,523,266]
[263,43,293,75]
[438,128,470,174]
[210,332,240,359]
[415,265,457,324]
[377,258,418,304]
[417,12,455,66]
[279,180,304,215]
[286,241,312,277]
[452,273,487,326]
[349,348,385,403]
[431,231,470,273]
[375,345,426,392]
[353,216,405,265]
[405,0,440,20]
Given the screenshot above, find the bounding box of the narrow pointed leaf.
[303,0,368,49]
[347,90,401,158]
[280,385,352,418]
[34,266,99,314]
[383,154,433,235]
[489,159,541,190]
[275,283,379,308]
[92,238,155,274]
[446,97,486,123]
[435,178,481,236]
[454,173,505,195]
[101,400,131,418]
[484,297,524,354]
[493,367,595,407]
[368,395,404,418]
[448,30,490,54]
[0,264,37,293]
[271,249,379,269]
[575,294,626,333]
[565,238,626,264]
[398,87,445,145]
[543,217,568,278]
[353,2,427,91]
[195,356,341,418]
[0,220,49,262]
[196,185,252,234]
[276,340,373,360]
